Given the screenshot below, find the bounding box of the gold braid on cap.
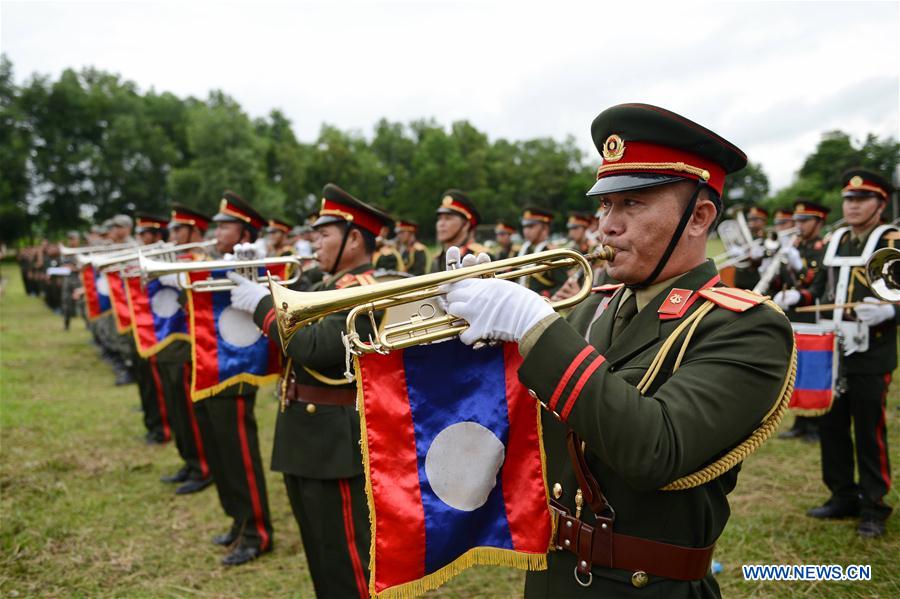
[597,161,711,182]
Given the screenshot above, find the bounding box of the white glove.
[749,244,764,261]
[226,271,269,313]
[773,289,801,309]
[854,297,895,327]
[233,241,267,261]
[784,247,803,271]
[445,277,555,345]
[726,246,745,260]
[158,273,182,289]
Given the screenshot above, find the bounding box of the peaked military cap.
[587,103,747,198]
[567,211,593,229]
[170,204,212,232]
[773,208,794,224]
[110,214,133,229]
[314,183,393,236]
[841,168,893,201]
[394,219,419,233]
[436,189,480,226]
[746,206,769,220]
[495,221,516,234]
[213,190,267,231]
[793,199,830,220]
[135,213,169,233]
[521,206,554,227]
[266,218,293,234]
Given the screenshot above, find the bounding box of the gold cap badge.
[442,196,454,206]
[602,134,625,162]
[850,175,863,187]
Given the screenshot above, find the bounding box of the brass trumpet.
[140,254,303,292]
[269,246,614,354]
[59,241,141,256]
[91,240,216,272]
[866,247,900,302]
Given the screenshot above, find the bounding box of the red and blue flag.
[356,339,552,598]
[186,268,282,401]
[789,327,837,414]
[105,270,133,333]
[81,264,111,320]
[125,276,189,358]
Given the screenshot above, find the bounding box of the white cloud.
[1,0,897,192]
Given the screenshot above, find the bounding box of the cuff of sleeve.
[253,295,275,332]
[518,317,608,422]
[518,313,561,358]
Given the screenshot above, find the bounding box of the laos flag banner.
[186,267,284,401]
[125,276,189,358]
[789,324,838,414]
[105,270,133,333]
[356,339,552,598]
[81,264,111,320]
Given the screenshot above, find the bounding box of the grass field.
[1,261,898,598]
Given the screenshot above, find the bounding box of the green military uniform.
[510,103,794,596]
[810,169,897,537]
[374,243,404,272]
[251,183,392,597]
[193,191,273,563]
[400,242,428,275]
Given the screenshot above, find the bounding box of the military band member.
[374,225,404,272]
[567,211,597,255]
[156,205,213,494]
[805,169,897,539]
[394,219,428,276]
[732,205,767,290]
[773,207,794,232]
[192,191,274,565]
[445,103,793,597]
[228,183,390,597]
[133,214,173,445]
[518,207,567,297]
[772,200,830,442]
[493,221,519,260]
[429,189,488,273]
[266,218,295,256]
[95,214,136,386]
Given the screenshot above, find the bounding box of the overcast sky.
[2,0,898,191]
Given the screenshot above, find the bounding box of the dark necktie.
[611,292,638,341]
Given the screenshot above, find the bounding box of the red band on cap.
[320,199,384,235]
[596,141,726,195]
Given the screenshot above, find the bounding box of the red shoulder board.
[591,283,624,294]
[335,273,360,289]
[699,287,767,313]
[658,288,694,319]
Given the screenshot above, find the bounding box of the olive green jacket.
[520,260,793,597]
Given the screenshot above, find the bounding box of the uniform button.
[631,571,649,588]
[305,403,317,414]
[552,483,563,499]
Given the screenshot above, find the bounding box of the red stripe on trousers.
[560,354,607,421]
[548,346,594,411]
[877,374,892,492]
[339,478,369,598]
[235,397,270,551]
[148,356,171,440]
[183,362,208,477]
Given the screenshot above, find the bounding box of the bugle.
[59,241,140,256]
[268,246,615,354]
[91,240,215,272]
[140,254,302,292]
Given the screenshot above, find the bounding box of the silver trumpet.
[140,254,303,292]
[59,240,141,256]
[91,240,216,272]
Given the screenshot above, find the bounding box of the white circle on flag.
[425,421,505,512]
[96,275,110,296]
[151,287,181,318]
[218,307,262,348]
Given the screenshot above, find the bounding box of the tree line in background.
[1,54,897,245]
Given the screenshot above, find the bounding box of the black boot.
[807,498,860,519]
[160,465,190,484]
[175,477,213,495]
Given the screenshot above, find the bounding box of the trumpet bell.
[866,247,900,302]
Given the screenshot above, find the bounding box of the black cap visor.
[587,173,684,197]
[312,214,347,229]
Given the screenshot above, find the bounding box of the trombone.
[268,246,615,354]
[140,254,303,292]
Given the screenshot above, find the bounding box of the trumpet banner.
[356,339,552,598]
[125,277,189,358]
[789,330,837,415]
[186,267,284,401]
[105,270,133,333]
[81,264,111,320]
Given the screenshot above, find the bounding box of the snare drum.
[789,323,839,415]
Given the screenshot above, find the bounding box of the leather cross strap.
[284,381,356,406]
[551,502,715,581]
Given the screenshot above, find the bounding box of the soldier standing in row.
[772,200,830,442]
[567,211,597,255]
[492,221,519,260]
[429,189,488,273]
[733,205,767,290]
[806,169,897,539]
[394,219,429,275]
[228,184,393,597]
[517,207,567,297]
[445,103,793,596]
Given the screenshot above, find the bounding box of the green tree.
[0,54,33,244]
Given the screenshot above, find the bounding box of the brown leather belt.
[283,381,355,406]
[558,431,715,587]
[550,501,715,584]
